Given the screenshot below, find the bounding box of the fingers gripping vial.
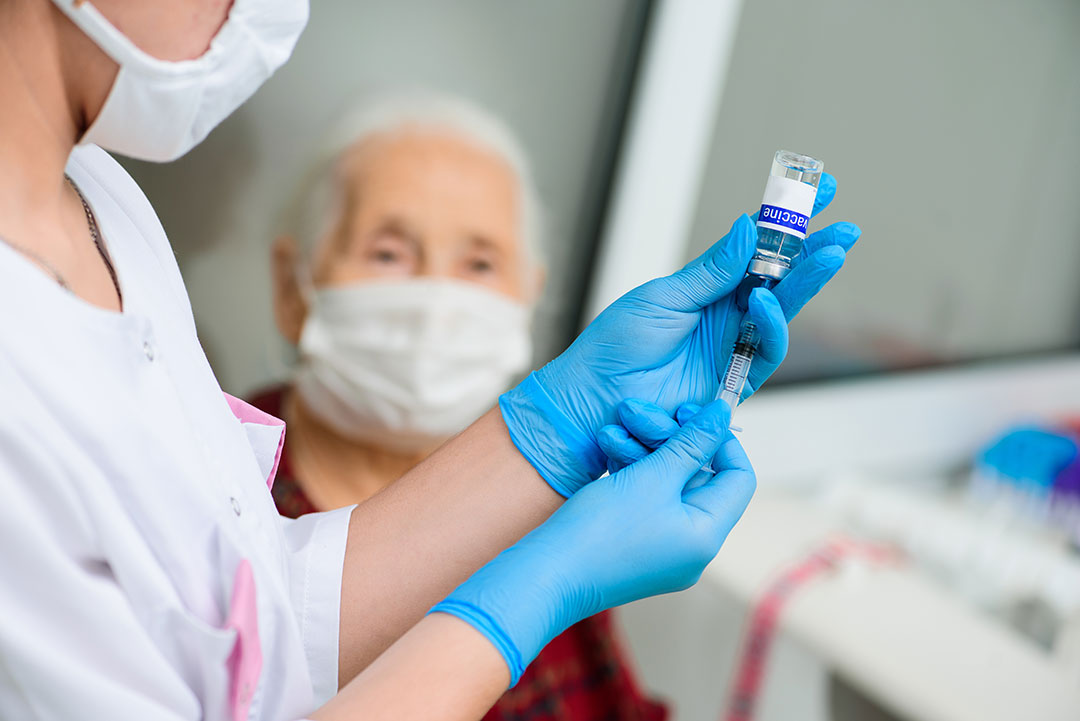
[718,150,825,414]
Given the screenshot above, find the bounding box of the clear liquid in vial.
[751,150,824,279]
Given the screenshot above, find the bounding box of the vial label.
[757,175,817,239]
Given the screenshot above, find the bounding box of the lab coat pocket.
[150,605,236,721]
[150,559,262,721]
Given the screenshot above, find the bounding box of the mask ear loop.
[294,253,317,308]
[259,249,316,385]
[287,252,318,369]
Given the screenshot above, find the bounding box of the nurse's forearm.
[336,407,561,686]
[311,613,509,721]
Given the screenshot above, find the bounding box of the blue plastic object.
[977,426,1078,493]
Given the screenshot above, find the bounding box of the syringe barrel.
[719,320,759,413]
[750,150,825,282]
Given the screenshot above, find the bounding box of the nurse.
[0,2,861,721]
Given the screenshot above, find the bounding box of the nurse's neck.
[283,390,434,511]
[0,4,123,311]
[0,3,116,225]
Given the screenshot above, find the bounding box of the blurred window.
[683,0,1080,383]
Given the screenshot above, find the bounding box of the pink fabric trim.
[223,392,286,490]
[226,560,262,721]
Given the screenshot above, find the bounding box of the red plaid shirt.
[252,386,668,721]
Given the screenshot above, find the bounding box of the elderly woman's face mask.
[295,278,532,453]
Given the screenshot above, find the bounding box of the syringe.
[719,150,824,419]
[718,306,765,411]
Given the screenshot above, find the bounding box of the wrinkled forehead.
[337,129,519,203]
[328,129,525,244]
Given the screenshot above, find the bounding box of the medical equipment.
[719,150,825,414]
[971,426,1080,547]
[820,472,1080,659]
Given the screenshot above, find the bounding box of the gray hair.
[284,91,544,270]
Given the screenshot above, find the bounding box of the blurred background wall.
[121,0,650,395]
[685,0,1080,383]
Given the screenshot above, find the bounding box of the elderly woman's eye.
[468,258,495,274]
[365,235,411,266]
[373,248,401,264]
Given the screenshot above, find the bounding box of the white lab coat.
[0,146,352,721]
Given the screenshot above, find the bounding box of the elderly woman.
[255,94,667,720]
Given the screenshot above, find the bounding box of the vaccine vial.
[750,150,824,282]
[720,150,825,416]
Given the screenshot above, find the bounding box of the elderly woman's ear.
[271,234,308,345]
[529,264,547,304]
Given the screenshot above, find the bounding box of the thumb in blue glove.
[431,400,754,685]
[598,398,703,474]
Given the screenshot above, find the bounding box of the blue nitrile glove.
[431,400,753,685]
[500,172,860,496]
[599,399,703,475]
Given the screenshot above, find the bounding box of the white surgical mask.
[52,0,309,162]
[295,278,533,454]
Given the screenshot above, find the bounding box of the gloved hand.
[598,399,704,474]
[431,400,753,685]
[500,173,860,496]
